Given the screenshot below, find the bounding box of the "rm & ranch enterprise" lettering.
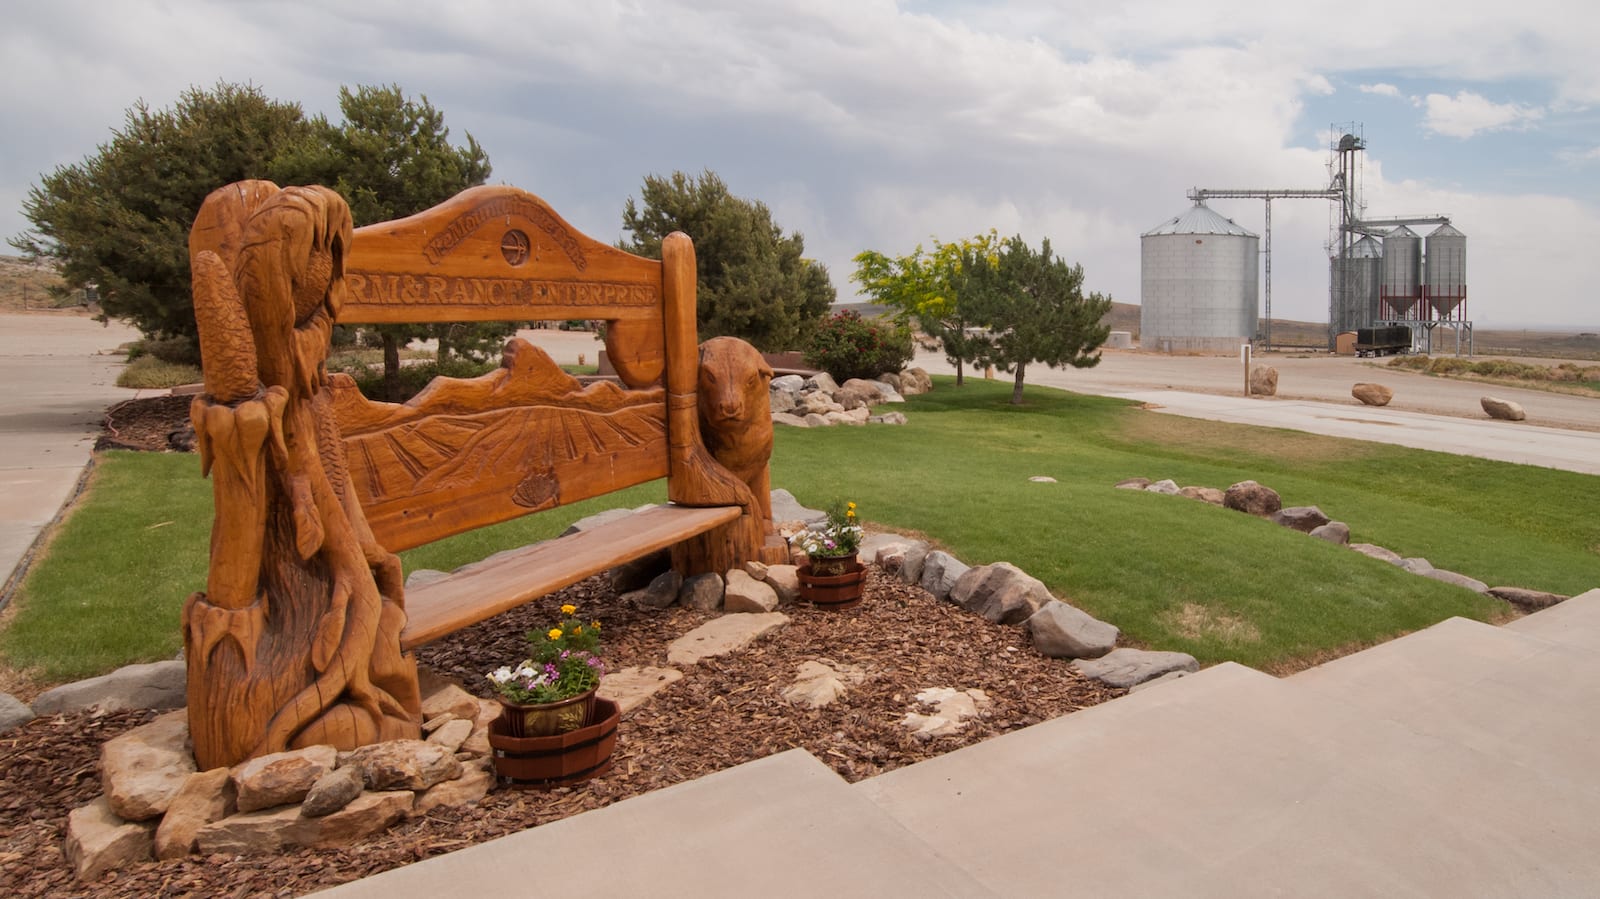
[344,272,659,309]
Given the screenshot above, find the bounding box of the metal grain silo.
[1380,225,1422,319]
[1330,235,1382,333]
[1424,223,1467,319]
[1140,203,1259,352]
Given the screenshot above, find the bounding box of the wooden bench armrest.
[399,504,743,649]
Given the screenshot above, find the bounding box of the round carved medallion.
[501,229,531,265]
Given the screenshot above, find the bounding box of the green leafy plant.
[484,603,605,704]
[804,310,914,383]
[792,500,865,559]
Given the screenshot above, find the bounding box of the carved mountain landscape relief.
[329,338,668,550]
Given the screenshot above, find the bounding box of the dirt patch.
[0,569,1122,897]
[1159,602,1262,644]
[95,396,193,453]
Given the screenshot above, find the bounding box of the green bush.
[803,310,914,383]
[125,335,202,367]
[116,356,202,389]
[348,357,498,402]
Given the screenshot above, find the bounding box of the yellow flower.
[548,628,562,640]
[573,625,583,634]
[560,604,577,615]
[847,502,856,510]
[592,620,601,630]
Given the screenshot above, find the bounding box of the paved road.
[913,347,1600,475]
[0,313,143,599]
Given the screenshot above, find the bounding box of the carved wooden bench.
[183,182,782,768]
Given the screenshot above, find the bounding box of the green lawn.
[4,376,1597,682]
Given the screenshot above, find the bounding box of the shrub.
[803,310,914,383]
[116,356,202,389]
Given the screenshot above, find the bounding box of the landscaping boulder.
[666,613,790,666]
[1423,568,1490,594]
[1480,396,1526,421]
[919,551,970,602]
[899,367,933,395]
[1309,522,1351,545]
[1352,382,1393,406]
[299,766,364,818]
[102,710,197,821]
[1249,365,1278,396]
[763,564,801,604]
[1400,557,1434,575]
[624,569,683,610]
[1144,479,1180,496]
[1026,601,1119,659]
[1178,486,1225,505]
[196,790,413,855]
[153,768,234,861]
[834,381,880,411]
[1072,648,1200,689]
[900,687,990,739]
[1114,477,1151,490]
[234,745,338,813]
[782,660,866,709]
[1350,543,1403,565]
[1487,587,1568,612]
[66,796,154,881]
[1271,505,1331,533]
[32,660,186,715]
[871,411,909,425]
[415,764,495,815]
[772,411,810,428]
[679,572,725,611]
[419,683,481,724]
[1224,480,1281,516]
[0,693,34,734]
[341,740,461,791]
[807,372,840,394]
[769,488,825,525]
[426,718,473,754]
[948,562,1053,625]
[724,569,780,613]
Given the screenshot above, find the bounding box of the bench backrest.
[327,186,694,551]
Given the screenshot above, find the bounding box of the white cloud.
[1422,91,1545,138]
[1359,82,1402,98]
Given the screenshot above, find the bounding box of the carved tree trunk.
[185,183,420,770]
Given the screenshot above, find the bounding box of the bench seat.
[399,503,743,649]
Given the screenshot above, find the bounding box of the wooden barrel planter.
[489,697,620,790]
[798,558,866,610]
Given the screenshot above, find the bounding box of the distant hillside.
[0,255,73,311]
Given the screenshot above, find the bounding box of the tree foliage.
[271,84,497,397]
[852,231,998,386]
[620,170,834,351]
[10,82,311,338]
[956,235,1112,405]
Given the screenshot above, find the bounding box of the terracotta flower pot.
[496,687,597,738]
[798,558,866,610]
[489,697,620,790]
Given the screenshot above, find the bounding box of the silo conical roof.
[1427,223,1465,238]
[1386,225,1419,240]
[1346,235,1382,258]
[1142,202,1257,238]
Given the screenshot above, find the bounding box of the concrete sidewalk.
[0,314,141,600]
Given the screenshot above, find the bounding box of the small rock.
[0,693,34,734]
[807,372,840,394]
[1352,382,1393,406]
[419,683,482,724]
[197,790,414,854]
[102,710,197,821]
[770,374,805,392]
[782,660,867,709]
[1350,543,1404,564]
[1309,522,1351,545]
[414,764,495,815]
[919,551,970,602]
[666,613,790,666]
[153,768,234,861]
[65,796,154,881]
[1249,365,1278,396]
[1144,479,1180,496]
[625,569,683,610]
[342,740,462,791]
[1029,476,1058,483]
[1481,396,1526,421]
[900,687,990,739]
[871,411,908,425]
[1400,557,1434,575]
[1487,586,1568,611]
[743,560,770,580]
[300,766,365,818]
[1178,485,1226,505]
[1271,506,1331,533]
[724,569,780,613]
[678,572,725,611]
[802,412,831,428]
[597,666,684,715]
[1113,477,1151,490]
[763,564,801,605]
[1072,648,1199,688]
[1224,480,1282,516]
[1027,601,1119,659]
[772,411,810,428]
[1423,568,1490,594]
[426,718,474,754]
[32,660,186,715]
[233,745,338,813]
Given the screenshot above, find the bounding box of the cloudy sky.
[4,0,1597,328]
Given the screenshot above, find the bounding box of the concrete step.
[1291,615,1600,792]
[855,654,1600,897]
[321,748,994,898]
[1503,587,1600,650]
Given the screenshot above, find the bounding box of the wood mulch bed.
[0,396,1125,897]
